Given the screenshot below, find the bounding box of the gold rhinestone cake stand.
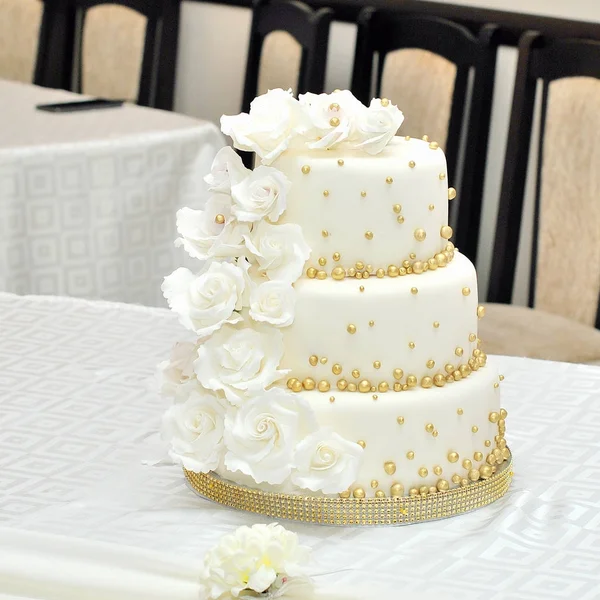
[184,453,513,526]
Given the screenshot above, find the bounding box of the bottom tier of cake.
[213,361,508,499]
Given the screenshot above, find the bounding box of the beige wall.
[173,0,600,301]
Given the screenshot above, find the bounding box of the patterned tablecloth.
[0,80,224,306]
[1,292,599,600]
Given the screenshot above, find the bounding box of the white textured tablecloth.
[1,292,600,600]
[0,80,224,306]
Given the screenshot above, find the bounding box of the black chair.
[488,31,600,330]
[34,0,180,110]
[351,9,501,263]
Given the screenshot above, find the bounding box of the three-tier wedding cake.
[159,89,512,525]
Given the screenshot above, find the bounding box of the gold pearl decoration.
[499,375,505,382]
[448,187,457,200]
[477,305,486,318]
[419,486,429,496]
[337,159,344,166]
[352,487,365,499]
[381,98,390,107]
[429,204,435,211]
[372,394,378,400]
[480,465,493,479]
[474,452,483,461]
[384,461,396,475]
[439,172,446,180]
[406,451,415,460]
[463,459,472,470]
[469,333,477,342]
[306,267,317,278]
[393,368,404,380]
[426,359,435,369]
[392,204,402,214]
[356,261,364,270]
[409,487,419,497]
[455,347,464,357]
[309,355,318,366]
[397,416,404,425]
[451,474,461,484]
[316,270,326,280]
[418,467,428,478]
[409,160,416,168]
[385,176,393,184]
[214,213,225,225]
[485,440,491,447]
[433,374,446,387]
[371,480,379,489]
[437,479,449,492]
[500,408,508,418]
[360,190,367,197]
[422,135,429,141]
[448,452,459,463]
[390,483,404,497]
[494,382,500,389]
[429,141,439,150]
[337,379,347,391]
[359,286,364,292]
[365,231,374,240]
[440,225,453,239]
[397,216,405,224]
[489,412,500,423]
[318,257,327,266]
[330,102,340,111]
[347,324,356,334]
[322,230,329,237]
[405,135,411,141]
[462,287,471,296]
[457,408,464,415]
[303,378,316,390]
[411,287,418,295]
[468,469,480,482]
[333,252,341,261]
[357,440,366,448]
[378,382,389,392]
[329,117,340,127]
[472,425,479,433]
[338,490,350,499]
[301,165,311,174]
[376,268,385,278]
[373,361,381,369]
[351,369,360,379]
[433,466,443,476]
[407,375,417,388]
[329,396,335,403]
[358,380,371,393]
[332,266,345,280]
[421,376,433,388]
[320,357,327,365]
[332,364,342,375]
[433,321,440,328]
[414,228,426,242]
[425,423,435,433]
[318,380,330,392]
[287,378,302,392]
[375,490,386,499]
[323,190,329,197]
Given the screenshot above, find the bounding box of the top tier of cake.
[274,136,451,277]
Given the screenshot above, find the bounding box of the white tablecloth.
[1,292,599,600]
[0,80,224,306]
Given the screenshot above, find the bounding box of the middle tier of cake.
[282,252,483,388]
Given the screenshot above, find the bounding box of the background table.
[0,80,224,306]
[1,292,599,600]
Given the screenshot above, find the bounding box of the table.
[0,80,224,307]
[1,292,599,600]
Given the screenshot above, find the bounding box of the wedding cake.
[159,89,512,525]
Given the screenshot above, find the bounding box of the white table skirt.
[0,80,224,306]
[1,292,599,600]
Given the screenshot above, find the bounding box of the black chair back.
[35,0,180,110]
[488,31,600,329]
[352,8,501,263]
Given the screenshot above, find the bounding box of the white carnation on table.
[161,389,227,473]
[162,261,245,338]
[223,389,317,485]
[174,194,248,261]
[204,145,250,193]
[249,280,296,327]
[220,88,312,165]
[243,221,311,283]
[200,523,312,599]
[291,428,364,494]
[194,323,288,405]
[351,98,405,155]
[157,341,199,401]
[230,165,291,223]
[299,90,364,150]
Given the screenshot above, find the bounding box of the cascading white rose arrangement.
[159,89,402,496]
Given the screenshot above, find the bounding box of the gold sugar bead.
[393,383,402,392]
[323,190,329,197]
[413,261,424,274]
[332,266,345,280]
[371,479,379,489]
[337,158,344,166]
[358,380,371,393]
[422,135,429,141]
[469,333,477,342]
[409,487,419,497]
[500,408,508,419]
[369,320,375,327]
[214,213,225,225]
[316,270,327,280]
[359,286,365,292]
[462,459,472,470]
[302,378,316,390]
[352,487,365,499]
[329,117,340,127]
[477,305,486,318]
[406,451,415,460]
[397,416,405,425]
[494,382,500,389]
[390,483,404,497]
[439,172,446,180]
[420,486,429,496]
[480,465,493,479]
[411,287,418,295]
[373,360,381,369]
[388,265,399,277]
[372,394,378,400]
[462,287,471,296]
[405,135,411,141]
[408,341,415,349]
[357,440,366,448]
[307,267,317,278]
[381,97,390,107]
[455,347,464,357]
[355,261,364,270]
[468,468,480,482]
[433,374,446,387]
[457,408,464,415]
[378,381,389,392]
[414,228,427,242]
[437,479,449,492]
[319,357,328,364]
[499,375,505,382]
[474,452,483,461]
[440,225,453,239]
[453,370,462,381]
[406,375,417,388]
[318,380,330,392]
[489,412,500,423]
[337,379,347,390]
[433,466,443,476]
[447,451,459,463]
[329,396,335,403]
[321,230,329,237]
[472,425,479,433]
[376,268,385,278]
[375,490,385,498]
[425,423,435,433]
[418,467,428,478]
[433,321,440,328]
[365,231,374,240]
[429,204,435,211]
[347,324,357,334]
[452,474,461,484]
[384,461,396,475]
[301,165,311,174]
[393,368,404,380]
[332,363,342,375]
[287,378,302,393]
[333,252,341,261]
[309,355,318,366]
[360,190,367,197]
[448,187,457,200]
[393,204,402,213]
[421,376,433,388]
[352,369,360,379]
[409,160,416,168]
[318,257,327,266]
[426,359,435,369]
[397,215,405,224]
[386,176,393,184]
[339,490,350,498]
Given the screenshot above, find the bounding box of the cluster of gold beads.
[306,243,456,280]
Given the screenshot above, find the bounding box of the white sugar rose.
[161,389,227,473]
[224,389,317,484]
[220,88,312,165]
[194,324,287,405]
[230,165,291,223]
[351,98,405,155]
[200,523,311,599]
[174,194,248,261]
[204,146,249,192]
[157,341,198,401]
[249,280,296,327]
[162,262,245,338]
[243,221,311,283]
[299,90,365,149]
[291,428,364,494]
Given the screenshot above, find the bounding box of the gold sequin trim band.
[184,453,512,527]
